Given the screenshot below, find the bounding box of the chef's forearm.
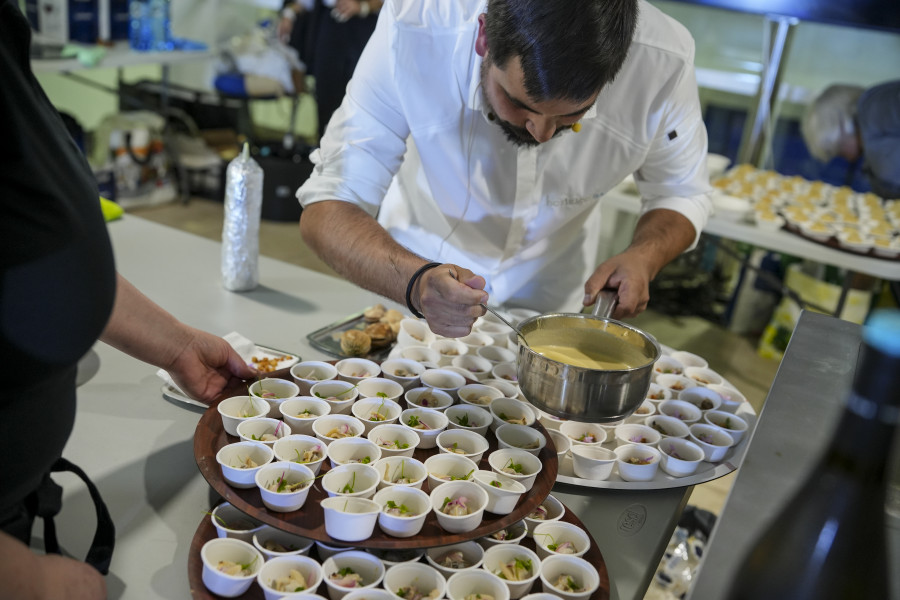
[625,208,697,278]
[299,200,429,305]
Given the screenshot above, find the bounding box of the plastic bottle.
[726,309,900,599]
[221,143,263,292]
[128,0,172,51]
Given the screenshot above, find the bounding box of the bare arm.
[584,208,697,318]
[100,274,257,403]
[0,531,106,600]
[300,201,487,336]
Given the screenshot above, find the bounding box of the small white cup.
[451,354,494,380]
[210,502,264,543]
[558,421,606,447]
[523,494,565,536]
[273,434,327,475]
[373,485,431,538]
[446,569,511,600]
[481,378,520,401]
[570,445,617,481]
[532,521,591,560]
[658,438,705,477]
[217,395,269,436]
[357,377,405,402]
[311,380,360,415]
[425,541,485,579]
[351,397,403,434]
[679,386,724,412]
[405,386,455,412]
[614,444,662,482]
[645,383,673,402]
[312,414,366,445]
[489,398,536,432]
[445,405,492,436]
[383,562,447,600]
[429,339,469,367]
[424,453,479,489]
[457,383,504,409]
[657,399,702,425]
[546,429,571,460]
[397,318,437,348]
[255,462,315,512]
[644,415,690,441]
[216,441,275,489]
[335,358,381,385]
[252,525,314,560]
[684,366,724,387]
[437,429,491,463]
[655,374,699,398]
[373,456,428,490]
[487,448,542,491]
[613,423,661,448]
[689,423,735,462]
[707,383,748,413]
[327,436,382,468]
[236,417,291,447]
[380,358,426,390]
[473,470,525,515]
[537,554,600,600]
[399,345,441,366]
[321,496,381,542]
[430,480,488,533]
[256,554,323,600]
[400,407,449,449]
[279,396,332,436]
[480,521,527,548]
[490,362,519,384]
[703,409,750,444]
[481,544,542,599]
[322,462,381,499]
[322,550,386,600]
[625,399,657,423]
[476,345,517,365]
[367,424,420,458]
[495,424,546,456]
[248,378,301,418]
[669,350,708,369]
[200,537,263,598]
[291,361,338,396]
[652,355,685,378]
[421,368,468,399]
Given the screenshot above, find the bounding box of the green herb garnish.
[455,413,470,427]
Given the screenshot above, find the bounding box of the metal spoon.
[481,304,529,347]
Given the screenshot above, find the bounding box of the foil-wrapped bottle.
[222,143,263,291]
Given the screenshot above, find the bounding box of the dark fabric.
[857,80,900,199]
[289,0,378,139]
[0,0,117,512]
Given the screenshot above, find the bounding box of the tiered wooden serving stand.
[188,366,610,599]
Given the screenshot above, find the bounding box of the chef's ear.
[475,13,488,57]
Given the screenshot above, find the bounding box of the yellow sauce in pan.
[530,343,635,370]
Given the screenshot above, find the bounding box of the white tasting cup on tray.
[457,383,504,410]
[310,380,360,415]
[290,360,338,395]
[380,358,426,390]
[558,420,606,447]
[397,318,437,348]
[255,461,316,512]
[446,570,511,600]
[424,453,479,489]
[429,339,469,367]
[570,445,617,481]
[321,462,380,499]
[236,417,291,447]
[445,404,492,436]
[425,540,485,579]
[472,470,526,515]
[420,368,467,399]
[373,455,428,490]
[480,521,527,548]
[367,423,419,458]
[256,554,323,600]
[437,428,490,463]
[372,485,431,538]
[273,434,327,475]
[383,562,447,600]
[351,397,402,434]
[430,480,489,534]
[495,423,546,456]
[657,399,702,426]
[678,386,724,413]
[248,377,301,418]
[326,436,382,468]
[703,409,750,444]
[405,386,455,412]
[537,554,600,600]
[523,493,565,536]
[488,448,542,491]
[547,429,571,460]
[218,395,269,436]
[481,543,542,599]
[357,377,405,402]
[399,407,449,449]
[210,502,264,543]
[322,550,386,600]
[279,396,332,436]
[312,414,366,445]
[614,443,662,482]
[688,423,735,462]
[335,357,381,385]
[613,423,661,448]
[200,537,264,598]
[321,496,381,542]
[657,438,705,477]
[532,520,591,560]
[451,354,494,380]
[252,524,314,560]
[489,397,536,432]
[216,440,274,489]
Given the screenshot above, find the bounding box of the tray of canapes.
[188,495,610,600]
[193,366,559,549]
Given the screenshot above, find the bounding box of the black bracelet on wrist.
[405,262,441,319]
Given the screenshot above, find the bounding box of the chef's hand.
[412,264,487,337]
[583,248,654,319]
[166,328,259,404]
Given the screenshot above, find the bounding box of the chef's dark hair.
[483,0,638,103]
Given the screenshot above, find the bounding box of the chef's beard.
[480,58,571,148]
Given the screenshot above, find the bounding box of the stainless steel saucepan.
[516,291,660,423]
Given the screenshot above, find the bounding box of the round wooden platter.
[194,368,559,549]
[188,499,611,600]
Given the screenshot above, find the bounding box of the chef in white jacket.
[298,0,712,337]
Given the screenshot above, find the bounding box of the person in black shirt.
[0,2,257,598]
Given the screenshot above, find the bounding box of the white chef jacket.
[298,0,712,312]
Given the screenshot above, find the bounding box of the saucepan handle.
[590,289,618,318]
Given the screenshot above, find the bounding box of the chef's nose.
[526,117,555,143]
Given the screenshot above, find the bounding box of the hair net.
[801,84,864,162]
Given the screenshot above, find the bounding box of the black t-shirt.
[0,1,117,510]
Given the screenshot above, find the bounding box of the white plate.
[552,397,756,491]
[161,345,300,409]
